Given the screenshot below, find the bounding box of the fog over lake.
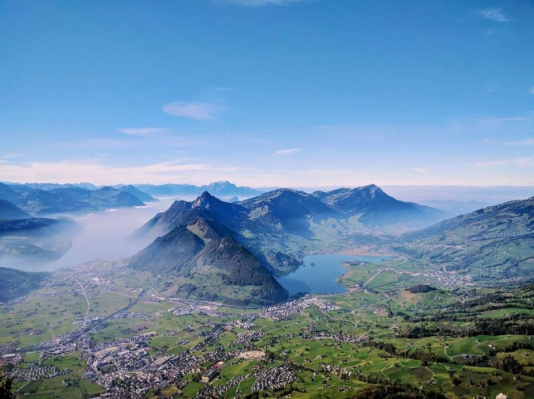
[4,198,177,272]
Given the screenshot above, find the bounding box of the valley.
[1,185,533,398]
[1,256,533,398]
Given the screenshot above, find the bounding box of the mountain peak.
[192,191,222,209]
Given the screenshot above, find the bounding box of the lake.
[277,254,392,296]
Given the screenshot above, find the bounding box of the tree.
[0,374,16,399]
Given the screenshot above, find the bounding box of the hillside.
[128,218,288,305]
[0,199,30,220]
[313,184,444,227]
[0,267,49,303]
[0,218,77,261]
[398,196,534,283]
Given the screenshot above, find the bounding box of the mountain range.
[135,181,263,199]
[128,185,446,304]
[0,183,147,216]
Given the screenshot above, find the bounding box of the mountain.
[11,188,96,215]
[87,186,145,208]
[0,267,49,303]
[399,196,534,283]
[204,181,262,198]
[0,183,21,202]
[239,188,337,233]
[1,185,144,216]
[128,217,288,305]
[135,181,262,199]
[131,191,248,243]
[131,191,307,274]
[0,217,77,260]
[131,186,447,285]
[0,199,30,220]
[7,182,97,191]
[313,184,444,227]
[119,185,158,203]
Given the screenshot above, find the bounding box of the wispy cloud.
[0,159,249,185]
[119,127,169,136]
[412,167,428,174]
[530,87,534,94]
[476,8,511,23]
[218,0,308,6]
[272,148,301,156]
[505,138,534,146]
[477,157,533,168]
[460,115,529,128]
[163,101,222,121]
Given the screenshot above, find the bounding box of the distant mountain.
[87,186,145,208]
[0,217,77,261]
[135,181,262,199]
[399,196,534,284]
[11,188,96,215]
[118,185,158,203]
[418,200,490,216]
[313,184,444,227]
[0,184,144,216]
[0,199,30,220]
[7,182,97,191]
[135,183,200,197]
[0,267,49,303]
[128,217,288,305]
[0,183,20,202]
[204,181,262,198]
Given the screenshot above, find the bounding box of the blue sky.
[0,0,533,187]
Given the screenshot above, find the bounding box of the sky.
[0,0,533,188]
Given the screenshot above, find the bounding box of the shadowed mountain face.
[0,199,30,220]
[0,267,49,303]
[128,218,288,305]
[399,196,534,283]
[313,184,444,226]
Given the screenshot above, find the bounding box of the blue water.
[277,254,392,296]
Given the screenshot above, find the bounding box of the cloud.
[412,167,428,174]
[0,159,249,185]
[272,148,301,156]
[218,0,307,6]
[505,138,534,146]
[530,87,534,95]
[476,157,533,168]
[119,127,169,136]
[163,101,222,121]
[476,8,510,23]
[459,116,529,128]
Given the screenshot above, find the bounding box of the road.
[74,278,91,328]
